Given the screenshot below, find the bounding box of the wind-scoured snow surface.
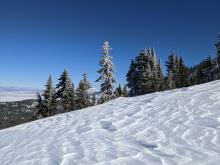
[1,81,220,165]
[0,87,40,102]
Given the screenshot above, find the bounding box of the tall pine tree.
[42,75,55,116]
[134,47,153,95]
[56,69,75,112]
[178,56,189,87]
[165,52,177,89]
[75,73,92,109]
[126,59,137,96]
[36,75,57,117]
[96,41,116,103]
[156,60,164,91]
[126,47,163,96]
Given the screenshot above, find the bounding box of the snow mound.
[0,87,40,102]
[1,81,220,164]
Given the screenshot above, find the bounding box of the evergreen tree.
[122,85,129,97]
[149,48,164,91]
[126,47,163,96]
[42,75,54,116]
[166,53,190,89]
[134,48,153,95]
[165,53,177,89]
[126,59,137,96]
[178,56,189,87]
[36,92,45,118]
[215,34,220,79]
[156,60,164,91]
[174,55,181,88]
[75,73,92,109]
[115,84,123,97]
[56,69,75,112]
[216,33,220,65]
[203,55,214,82]
[36,75,57,117]
[51,88,57,115]
[188,55,216,85]
[96,41,116,103]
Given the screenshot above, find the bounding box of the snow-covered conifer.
[56,69,75,112]
[76,73,92,109]
[43,75,56,116]
[166,53,177,89]
[134,47,153,95]
[127,47,163,96]
[96,41,116,103]
[36,75,57,117]
[156,60,164,91]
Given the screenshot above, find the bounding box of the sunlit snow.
[1,81,220,164]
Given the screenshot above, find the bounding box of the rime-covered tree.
[36,75,57,117]
[42,75,55,116]
[150,48,158,91]
[75,73,92,109]
[56,69,75,112]
[127,47,163,96]
[149,48,164,91]
[156,60,164,91]
[134,48,153,95]
[165,53,177,89]
[96,41,116,103]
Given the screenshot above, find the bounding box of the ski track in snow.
[1,81,220,164]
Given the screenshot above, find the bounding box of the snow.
[0,87,40,102]
[1,81,220,164]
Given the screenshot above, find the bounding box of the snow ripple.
[1,81,220,164]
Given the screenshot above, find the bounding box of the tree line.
[127,33,220,96]
[35,33,220,118]
[35,41,128,118]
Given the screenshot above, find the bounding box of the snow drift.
[1,81,220,164]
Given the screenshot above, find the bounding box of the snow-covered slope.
[1,81,220,164]
[0,87,40,102]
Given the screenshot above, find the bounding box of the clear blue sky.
[0,0,219,89]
